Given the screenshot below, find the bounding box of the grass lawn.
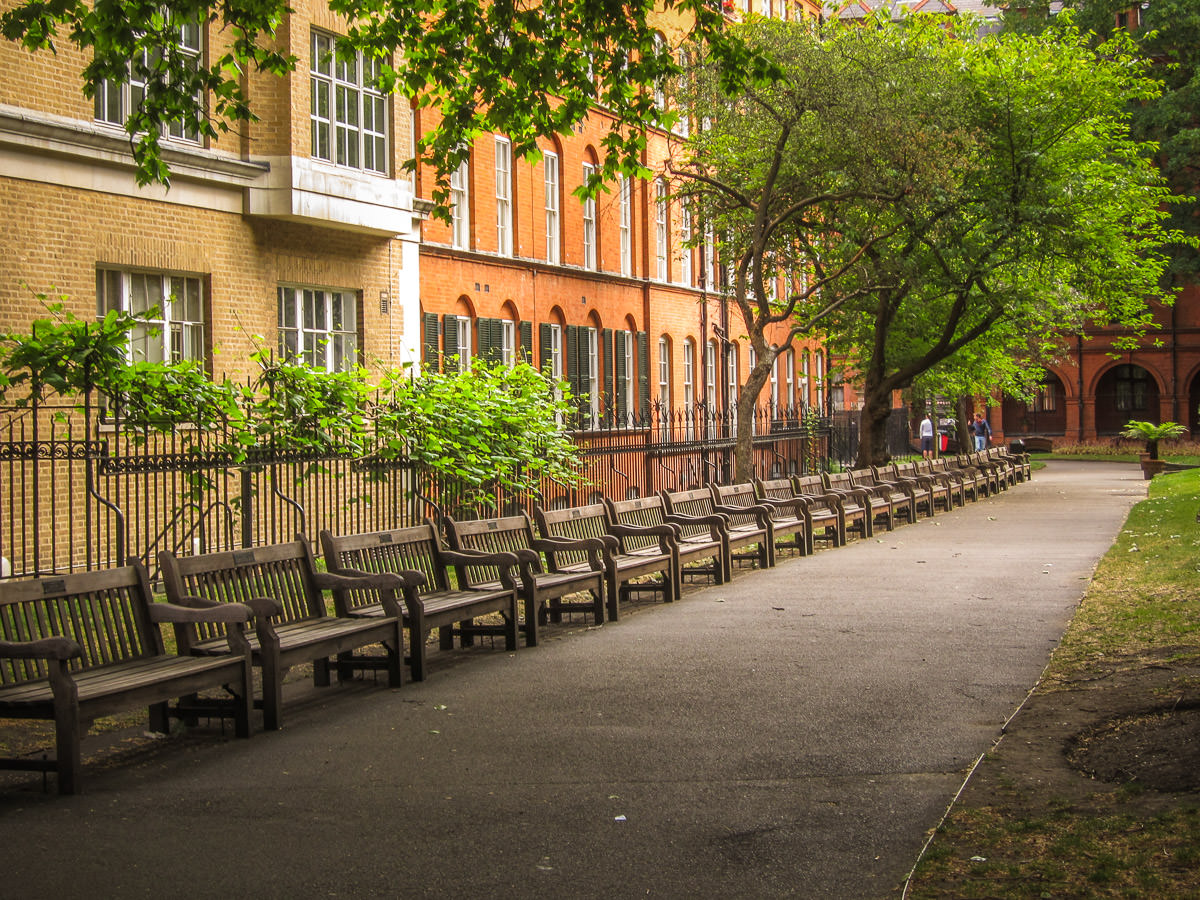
[908,465,1200,898]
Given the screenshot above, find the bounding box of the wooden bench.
[934,456,988,501]
[661,486,772,574]
[712,482,808,561]
[444,513,605,646]
[159,538,405,731]
[533,503,676,622]
[605,494,725,585]
[769,474,855,548]
[319,523,520,682]
[825,470,892,532]
[988,445,1030,483]
[850,467,920,523]
[0,563,253,794]
[887,460,955,513]
[921,458,974,505]
[958,451,1004,495]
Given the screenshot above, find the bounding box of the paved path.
[0,461,1145,899]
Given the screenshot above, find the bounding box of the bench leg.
[51,671,81,795]
[504,605,519,652]
[605,565,620,622]
[234,657,253,738]
[522,595,539,648]
[385,628,404,688]
[258,642,283,731]
[313,656,332,688]
[148,700,171,734]
[409,618,428,682]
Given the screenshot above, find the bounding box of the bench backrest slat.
[535,504,608,566]
[0,566,158,687]
[757,477,795,502]
[160,541,320,643]
[446,515,534,583]
[321,523,449,603]
[710,484,763,526]
[605,496,669,552]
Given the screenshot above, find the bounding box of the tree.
[1007,0,1200,289]
[676,14,1181,472]
[671,14,964,479]
[1,0,772,211]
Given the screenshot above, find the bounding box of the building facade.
[0,0,425,386]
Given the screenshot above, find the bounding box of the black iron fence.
[0,400,909,579]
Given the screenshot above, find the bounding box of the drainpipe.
[1077,334,1086,442]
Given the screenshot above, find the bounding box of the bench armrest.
[531,536,605,572]
[148,600,253,624]
[438,548,520,570]
[334,565,429,591]
[665,512,727,539]
[711,501,773,524]
[312,569,407,593]
[0,636,82,661]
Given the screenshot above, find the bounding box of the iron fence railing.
[0,400,909,579]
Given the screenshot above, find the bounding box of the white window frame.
[544,151,560,264]
[310,30,388,174]
[495,136,513,256]
[582,162,597,270]
[623,330,635,424]
[727,344,739,428]
[800,352,810,407]
[815,352,825,410]
[450,159,470,250]
[587,326,600,426]
[655,180,669,282]
[98,269,205,364]
[501,320,516,367]
[96,17,203,144]
[619,176,633,277]
[455,316,472,372]
[658,337,671,408]
[785,349,795,410]
[277,286,359,373]
[683,339,695,410]
[704,226,716,289]
[770,346,781,410]
[548,324,564,380]
[679,200,693,286]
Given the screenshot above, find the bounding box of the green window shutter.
[566,324,581,405]
[422,312,440,370]
[602,328,614,427]
[520,321,533,364]
[478,317,500,364]
[539,322,552,373]
[615,330,628,425]
[443,315,460,369]
[637,330,650,420]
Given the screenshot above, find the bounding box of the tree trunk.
[854,383,894,468]
[733,361,772,482]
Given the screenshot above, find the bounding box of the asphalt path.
[0,460,1146,899]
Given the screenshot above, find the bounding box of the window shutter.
[637,331,650,420]
[539,322,552,372]
[602,328,614,427]
[477,317,500,364]
[443,314,460,368]
[422,312,440,369]
[520,321,533,364]
[615,330,628,425]
[566,325,581,410]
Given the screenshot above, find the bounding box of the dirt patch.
[909,652,1200,898]
[1067,703,1200,793]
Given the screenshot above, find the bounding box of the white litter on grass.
[614,815,627,822]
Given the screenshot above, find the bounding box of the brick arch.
[1092,361,1163,435]
[453,294,476,318]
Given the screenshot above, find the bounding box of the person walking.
[973,412,991,451]
[919,413,935,459]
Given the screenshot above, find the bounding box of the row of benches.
[0,448,1029,793]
